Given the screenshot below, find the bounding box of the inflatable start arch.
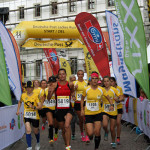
[12,21,83,47]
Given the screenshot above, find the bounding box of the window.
[52,2,58,14]
[70,57,77,74]
[108,0,115,7]
[21,62,26,77]
[19,7,24,19]
[88,0,95,9]
[36,60,42,77]
[69,0,76,12]
[35,4,41,17]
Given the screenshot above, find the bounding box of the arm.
[16,100,22,115]
[104,95,114,111]
[81,95,85,116]
[47,84,56,100]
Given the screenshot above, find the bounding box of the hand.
[72,96,76,101]
[16,111,20,115]
[81,109,84,117]
[75,84,78,90]
[29,103,34,109]
[114,96,119,103]
[109,105,114,111]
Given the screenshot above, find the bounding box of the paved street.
[4,121,150,150]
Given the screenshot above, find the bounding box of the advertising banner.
[75,12,110,77]
[44,61,53,81]
[0,21,22,101]
[115,0,150,99]
[7,29,22,86]
[22,39,83,49]
[106,10,137,97]
[43,48,60,75]
[59,58,72,81]
[83,45,99,79]
[0,37,11,105]
[0,104,25,149]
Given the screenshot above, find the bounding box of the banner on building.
[59,58,71,81]
[0,38,12,105]
[106,10,137,97]
[0,104,25,149]
[75,12,110,77]
[83,45,99,79]
[22,39,83,49]
[43,48,60,75]
[115,0,150,99]
[0,21,22,101]
[44,61,53,81]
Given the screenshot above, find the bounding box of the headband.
[91,73,99,78]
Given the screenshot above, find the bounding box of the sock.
[89,136,93,140]
[55,127,58,134]
[95,136,101,149]
[81,132,84,136]
[35,132,40,143]
[117,137,120,139]
[49,125,53,140]
[26,134,31,147]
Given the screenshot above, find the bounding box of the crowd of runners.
[16,68,125,150]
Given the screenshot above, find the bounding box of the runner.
[102,76,123,149]
[16,81,42,150]
[42,76,59,144]
[81,72,113,150]
[73,70,89,142]
[39,79,48,130]
[69,75,78,140]
[110,77,124,144]
[47,68,74,150]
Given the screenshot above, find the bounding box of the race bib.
[43,99,56,107]
[24,111,36,119]
[86,101,99,111]
[57,96,70,108]
[104,104,115,112]
[77,92,82,101]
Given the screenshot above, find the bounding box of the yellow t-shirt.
[82,86,107,115]
[102,86,120,116]
[42,88,56,110]
[73,80,87,102]
[21,93,40,120]
[116,86,123,109]
[33,87,44,102]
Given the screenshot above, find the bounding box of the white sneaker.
[26,147,32,150]
[35,143,40,150]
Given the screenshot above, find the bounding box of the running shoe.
[81,135,85,141]
[104,132,108,141]
[26,147,32,150]
[111,143,116,149]
[116,138,120,145]
[66,145,71,150]
[42,124,45,130]
[35,143,40,150]
[85,136,90,144]
[71,134,76,140]
[54,133,58,141]
[49,140,54,146]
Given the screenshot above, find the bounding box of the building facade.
[0,0,149,81]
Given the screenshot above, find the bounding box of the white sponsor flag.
[0,21,22,100]
[106,11,137,97]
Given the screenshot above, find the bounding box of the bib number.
[43,99,56,107]
[57,96,70,108]
[104,104,115,112]
[24,111,36,119]
[86,101,99,111]
[77,93,82,101]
